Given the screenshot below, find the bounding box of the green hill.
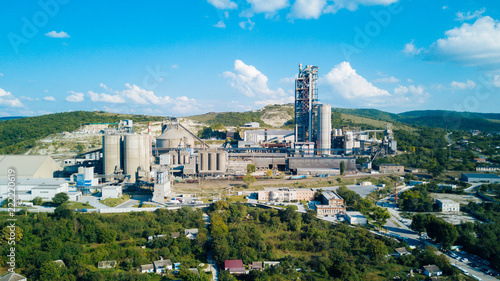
[0,111,163,154]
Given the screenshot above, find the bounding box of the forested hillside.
[0,111,163,154]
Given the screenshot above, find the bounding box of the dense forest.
[0,111,163,154]
[0,207,208,280]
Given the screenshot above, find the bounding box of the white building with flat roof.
[345,211,368,225]
[437,199,459,212]
[101,186,123,199]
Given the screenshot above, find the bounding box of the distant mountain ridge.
[187,105,500,132]
[0,116,25,121]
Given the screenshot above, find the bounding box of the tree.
[425,215,458,249]
[53,192,69,205]
[265,169,273,177]
[33,196,43,205]
[371,207,390,229]
[340,161,345,175]
[410,213,428,234]
[54,204,73,220]
[247,164,256,174]
[243,173,256,188]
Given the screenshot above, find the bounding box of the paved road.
[115,195,152,208]
[80,195,110,209]
[204,213,219,281]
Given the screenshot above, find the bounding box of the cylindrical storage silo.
[209,152,216,171]
[124,135,141,183]
[217,151,227,172]
[317,104,332,155]
[202,152,209,172]
[172,153,178,165]
[103,135,121,181]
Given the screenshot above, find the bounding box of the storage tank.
[156,127,195,149]
[208,152,216,171]
[217,151,227,172]
[103,135,121,181]
[124,135,141,182]
[317,104,332,155]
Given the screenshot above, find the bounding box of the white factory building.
[345,211,368,225]
[0,178,81,203]
[101,186,123,200]
[436,199,460,212]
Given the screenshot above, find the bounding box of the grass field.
[67,201,95,209]
[100,194,130,207]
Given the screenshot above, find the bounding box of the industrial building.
[460,173,500,183]
[378,164,404,174]
[436,199,460,212]
[345,211,368,225]
[257,188,316,202]
[316,190,346,217]
[0,155,62,178]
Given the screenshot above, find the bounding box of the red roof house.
[224,259,246,274]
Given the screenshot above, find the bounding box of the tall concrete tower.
[295,64,319,143]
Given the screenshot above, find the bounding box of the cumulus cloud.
[43,96,56,101]
[433,16,500,66]
[65,91,84,102]
[450,80,477,90]
[247,0,289,14]
[290,0,327,19]
[207,0,237,9]
[223,59,292,106]
[455,8,485,21]
[403,41,424,56]
[88,91,126,103]
[322,62,390,101]
[214,20,226,28]
[325,0,399,14]
[239,19,255,30]
[322,62,428,107]
[121,83,172,105]
[45,31,70,38]
[373,76,400,83]
[0,88,23,107]
[20,96,39,101]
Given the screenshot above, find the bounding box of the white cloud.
[45,31,70,38]
[279,75,297,85]
[239,19,255,30]
[403,41,423,56]
[290,0,327,19]
[433,16,500,66]
[442,6,448,10]
[322,62,428,107]
[223,59,292,105]
[247,0,289,14]
[43,96,56,102]
[0,73,3,77]
[65,91,84,102]
[326,0,399,14]
[214,20,226,28]
[99,83,109,90]
[494,75,500,87]
[450,80,477,90]
[322,62,390,101]
[455,8,485,21]
[20,96,39,101]
[88,91,126,103]
[207,0,237,9]
[224,11,229,19]
[0,88,24,107]
[121,84,172,105]
[373,76,400,83]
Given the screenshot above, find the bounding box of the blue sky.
[1,0,500,117]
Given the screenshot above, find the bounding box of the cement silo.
[123,134,150,182]
[217,151,227,172]
[103,135,121,181]
[200,151,209,172]
[156,127,194,149]
[208,152,217,171]
[317,104,332,155]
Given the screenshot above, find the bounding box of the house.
[188,268,199,276]
[98,260,117,269]
[140,264,154,273]
[394,247,411,257]
[436,199,460,212]
[250,262,263,271]
[476,165,500,172]
[244,122,260,128]
[154,258,173,273]
[423,264,442,277]
[317,190,346,217]
[345,211,368,225]
[184,229,198,240]
[148,234,166,242]
[405,167,419,174]
[171,232,180,239]
[0,273,27,281]
[437,184,457,190]
[224,259,246,274]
